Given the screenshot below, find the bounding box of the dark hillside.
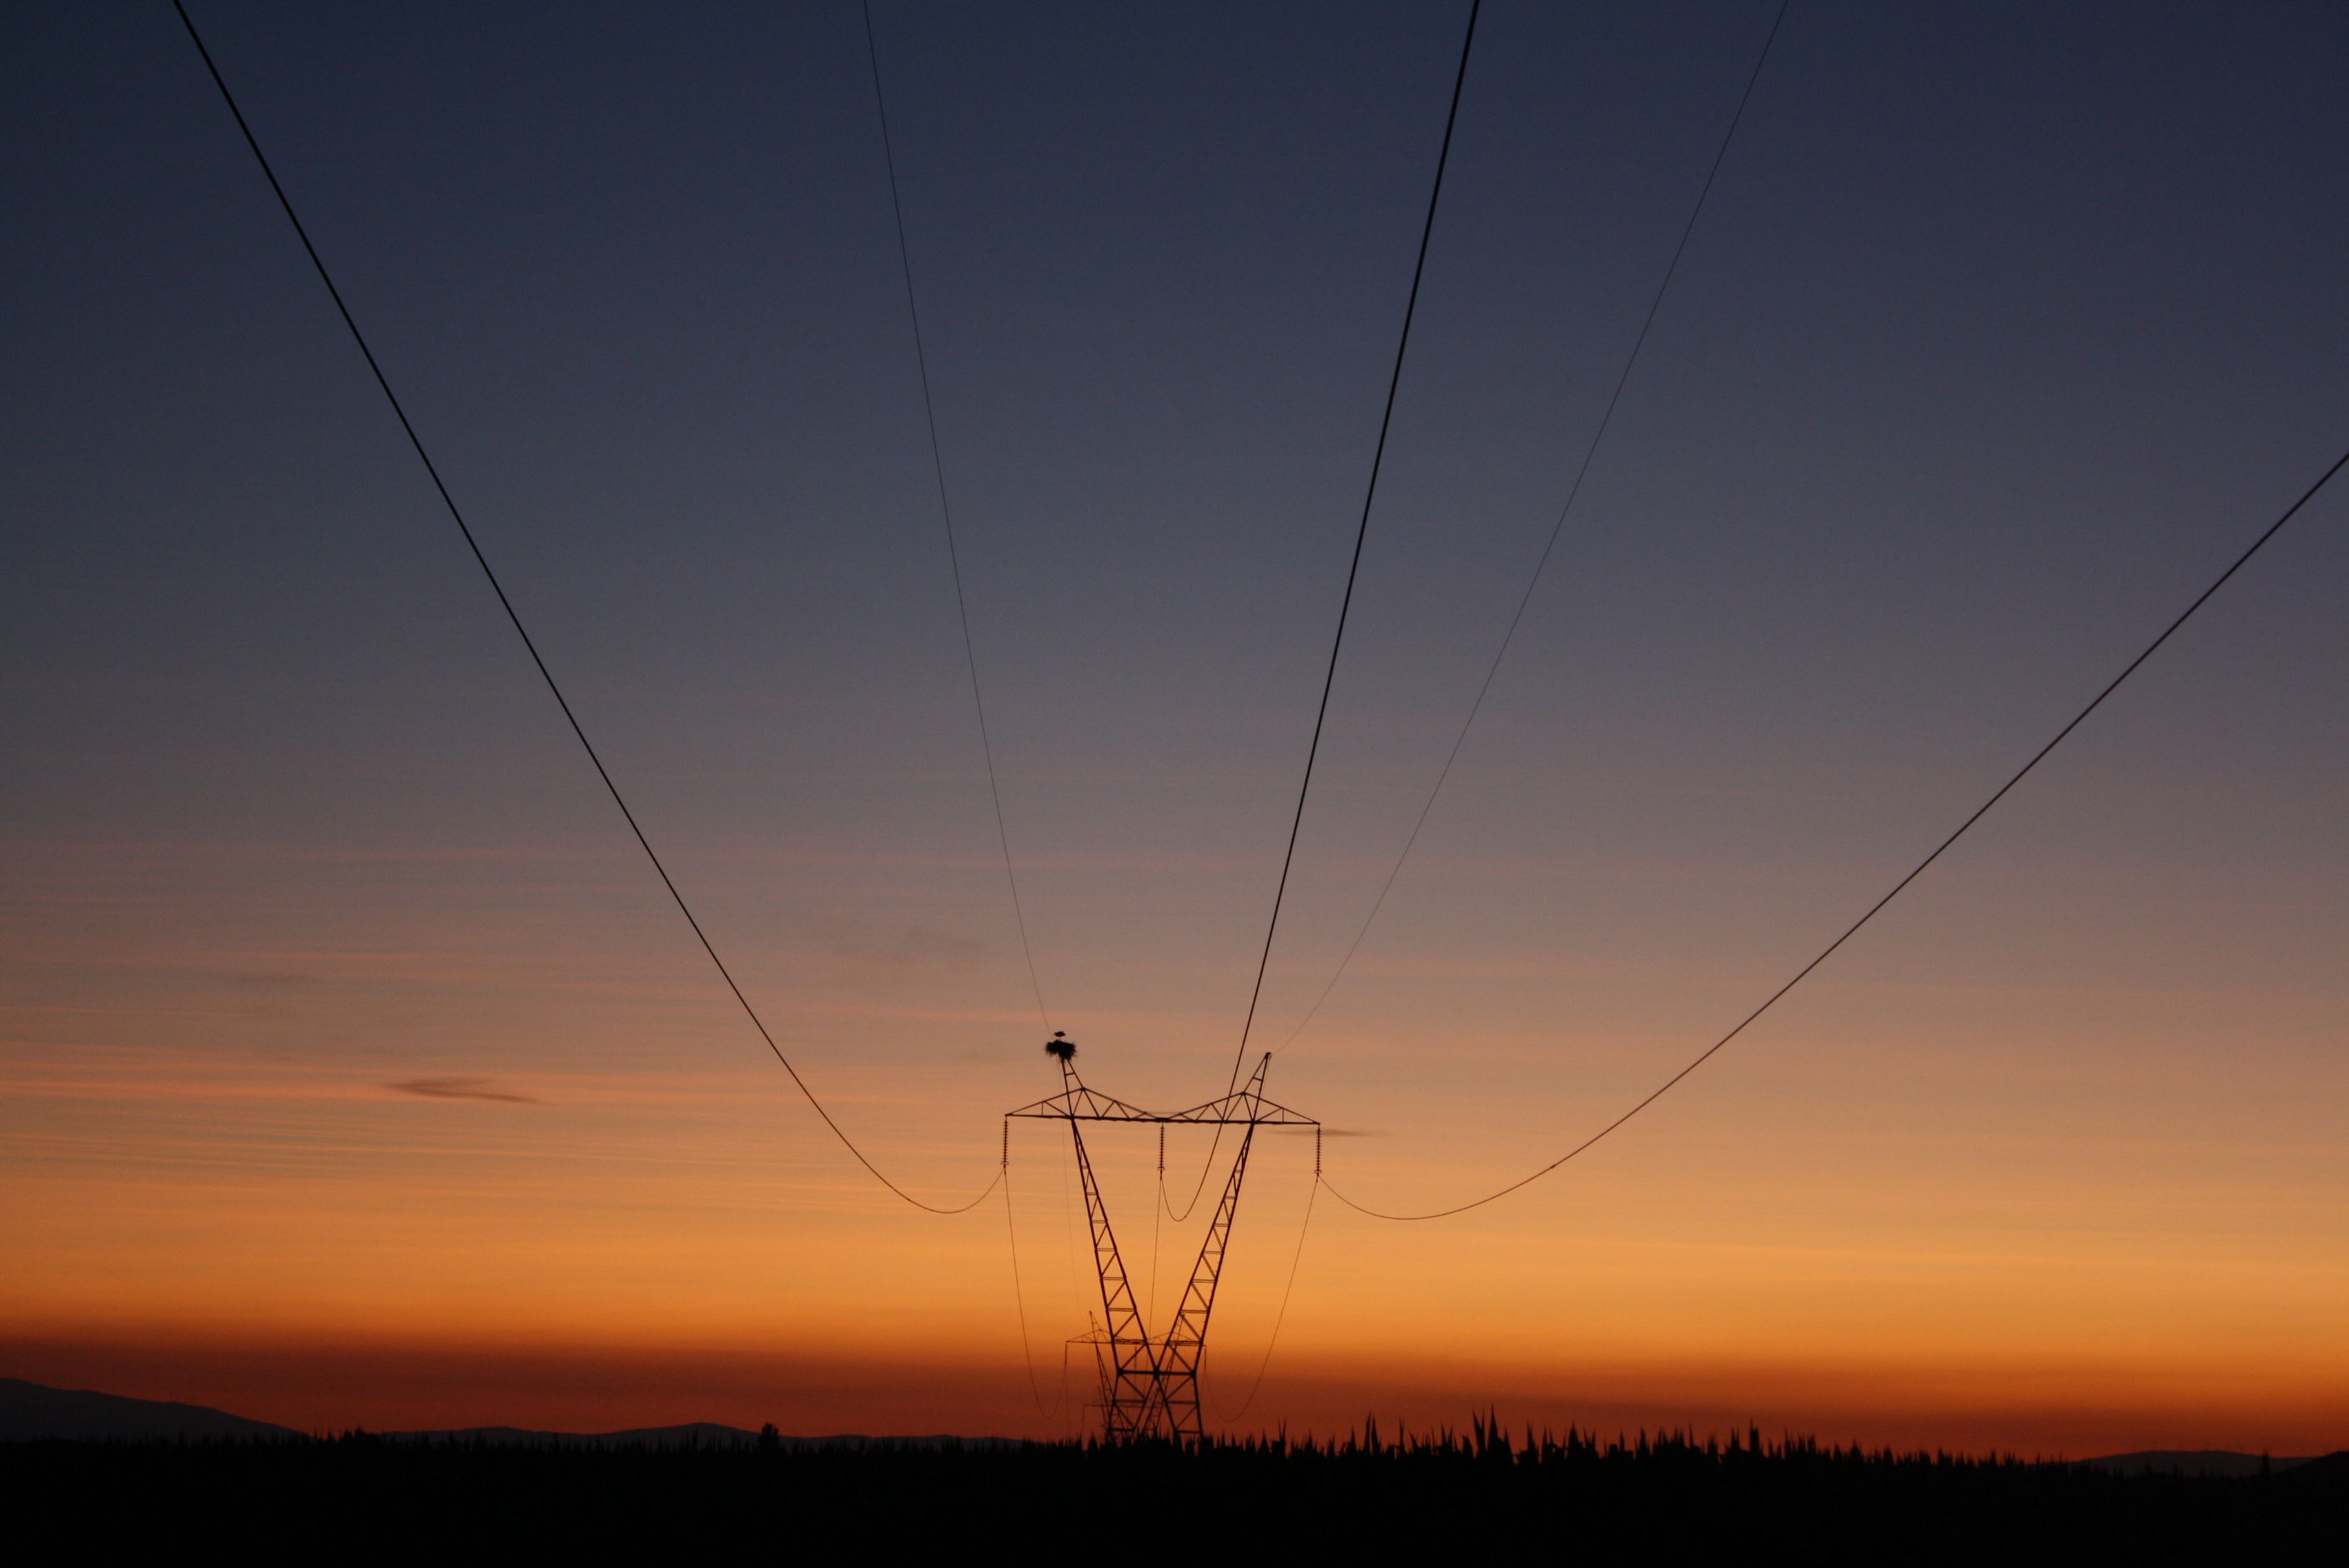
[377,1421,1003,1449]
[2086,1450,2314,1478]
[0,1378,299,1442]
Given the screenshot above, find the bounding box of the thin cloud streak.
[385,1078,541,1105]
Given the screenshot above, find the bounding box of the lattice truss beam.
[1008,1053,1314,1442]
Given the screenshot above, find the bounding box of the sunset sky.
[5,1,2346,1454]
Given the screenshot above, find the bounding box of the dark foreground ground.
[7,1425,2342,1562]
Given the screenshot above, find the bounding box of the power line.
[863,1,1050,1028]
[1209,1128,1322,1423]
[1280,0,1790,1052]
[170,0,997,1217]
[1161,1130,1220,1223]
[1324,441,2349,1220]
[1228,0,1484,1092]
[998,1128,1065,1416]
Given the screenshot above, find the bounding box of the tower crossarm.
[1004,1085,1164,1121]
[1004,1055,1316,1126]
[1156,1091,1314,1125]
[1160,1052,1315,1125]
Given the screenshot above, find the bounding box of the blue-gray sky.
[4,1,2346,1446]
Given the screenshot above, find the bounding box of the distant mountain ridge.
[382,1422,1009,1450]
[385,1421,762,1447]
[0,1378,301,1441]
[2085,1450,2316,1479]
[0,1379,1005,1446]
[2,1379,2334,1469]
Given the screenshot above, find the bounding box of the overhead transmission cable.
[1160,1124,1219,1224]
[1208,1128,1322,1423]
[1280,0,1790,1051]
[863,1,1050,1028]
[1159,0,1485,1227]
[1225,0,1484,1093]
[170,0,996,1216]
[1324,441,2349,1220]
[997,1125,1065,1417]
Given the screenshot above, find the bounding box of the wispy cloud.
[385,1078,540,1105]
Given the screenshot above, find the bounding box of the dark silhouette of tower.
[1008,1046,1314,1442]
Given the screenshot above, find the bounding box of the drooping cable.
[1280,0,1790,1051]
[1225,0,1483,1092]
[170,0,997,1215]
[1208,1129,1321,1423]
[1000,1123,1064,1415]
[863,1,1050,1026]
[1324,442,2349,1219]
[1148,1125,1164,1319]
[1162,1128,1220,1224]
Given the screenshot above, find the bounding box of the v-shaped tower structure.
[1008,1048,1315,1443]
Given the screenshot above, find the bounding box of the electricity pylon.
[1009,1048,1315,1443]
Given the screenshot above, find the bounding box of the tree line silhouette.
[5,1419,2340,1560]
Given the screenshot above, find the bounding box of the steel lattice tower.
[1009,1050,1315,1443]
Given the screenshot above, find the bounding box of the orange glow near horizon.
[6,0,2346,1467]
[8,949,2345,1455]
